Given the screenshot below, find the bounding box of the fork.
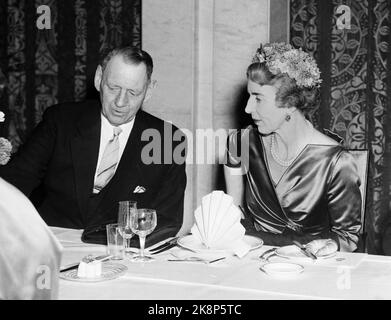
[60,254,112,272]
[258,248,289,263]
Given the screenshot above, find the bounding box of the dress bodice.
[226,126,362,250]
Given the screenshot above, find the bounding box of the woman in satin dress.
[224,43,362,253]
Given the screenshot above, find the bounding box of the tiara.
[252,42,322,88]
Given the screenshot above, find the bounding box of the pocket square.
[133,186,146,193]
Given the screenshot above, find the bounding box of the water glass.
[106,223,124,260]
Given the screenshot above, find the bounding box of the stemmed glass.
[130,208,157,262]
[118,200,137,257]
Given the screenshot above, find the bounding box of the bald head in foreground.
[0,178,62,299]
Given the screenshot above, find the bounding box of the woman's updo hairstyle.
[246,62,319,117]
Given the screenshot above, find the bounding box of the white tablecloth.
[53,227,391,300]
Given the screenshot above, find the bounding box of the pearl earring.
[285,114,291,122]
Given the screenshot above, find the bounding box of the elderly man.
[0,46,187,243]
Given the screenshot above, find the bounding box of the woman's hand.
[305,239,338,257]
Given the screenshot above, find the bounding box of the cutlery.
[167,257,226,264]
[208,257,226,264]
[148,237,178,253]
[150,242,178,255]
[258,248,277,261]
[292,241,317,260]
[60,254,112,272]
[259,266,268,274]
[258,248,289,262]
[60,262,80,273]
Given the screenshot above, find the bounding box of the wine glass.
[118,200,137,257]
[130,208,157,262]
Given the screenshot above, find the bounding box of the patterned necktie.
[93,126,122,193]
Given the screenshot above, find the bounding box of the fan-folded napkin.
[191,191,250,258]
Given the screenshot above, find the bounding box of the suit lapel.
[70,102,101,222]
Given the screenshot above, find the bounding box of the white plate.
[60,262,127,282]
[260,262,304,276]
[276,245,336,261]
[177,234,263,254]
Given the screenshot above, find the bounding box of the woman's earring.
[285,114,291,122]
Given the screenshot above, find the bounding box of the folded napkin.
[191,191,250,258]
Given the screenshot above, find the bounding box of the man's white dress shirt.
[93,113,135,184]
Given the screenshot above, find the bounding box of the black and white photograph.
[0,0,390,305]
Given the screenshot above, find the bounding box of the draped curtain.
[0,0,141,149]
[290,0,391,254]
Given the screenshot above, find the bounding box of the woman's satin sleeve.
[225,129,242,168]
[327,150,362,252]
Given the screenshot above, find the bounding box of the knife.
[292,241,317,260]
[60,254,112,272]
[60,262,80,273]
[148,237,178,253]
[167,257,226,264]
[150,242,178,255]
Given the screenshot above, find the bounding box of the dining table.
[53,227,391,300]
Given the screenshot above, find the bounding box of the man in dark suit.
[0,46,187,243]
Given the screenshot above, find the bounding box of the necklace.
[269,122,314,167]
[270,134,295,167]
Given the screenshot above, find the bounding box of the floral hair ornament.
[0,111,12,165]
[0,69,12,165]
[252,42,322,88]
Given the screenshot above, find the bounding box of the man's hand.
[305,239,338,257]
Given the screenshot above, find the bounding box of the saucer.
[60,262,127,282]
[177,235,263,255]
[260,262,304,276]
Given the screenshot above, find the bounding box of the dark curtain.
[0,0,141,150]
[290,0,391,254]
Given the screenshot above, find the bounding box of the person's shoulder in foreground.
[0,177,62,299]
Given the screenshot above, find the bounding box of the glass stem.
[126,238,131,251]
[140,235,146,258]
